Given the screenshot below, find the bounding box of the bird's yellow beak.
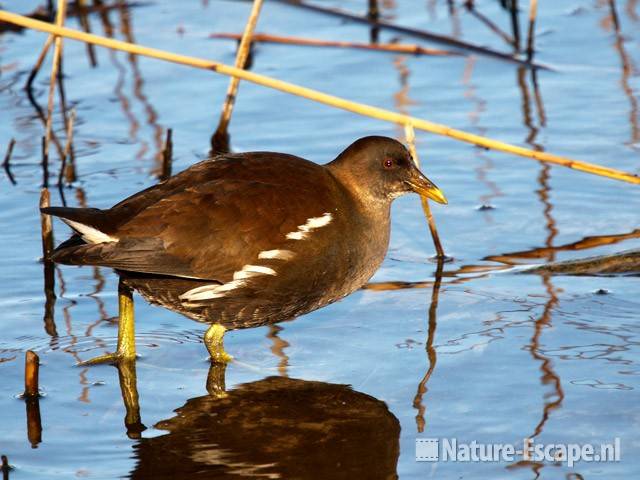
[406,169,448,205]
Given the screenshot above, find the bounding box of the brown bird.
[42,136,447,364]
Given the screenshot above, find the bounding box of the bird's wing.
[54,163,339,281]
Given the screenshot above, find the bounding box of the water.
[1,0,639,478]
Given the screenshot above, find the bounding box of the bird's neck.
[325,162,392,222]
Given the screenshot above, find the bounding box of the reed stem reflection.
[413,258,443,433]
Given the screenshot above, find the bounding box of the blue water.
[1,0,639,478]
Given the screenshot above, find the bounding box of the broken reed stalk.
[209,33,460,56]
[1,11,639,185]
[24,350,40,397]
[43,0,68,163]
[526,0,538,62]
[57,108,76,187]
[1,455,9,480]
[40,188,54,259]
[404,124,445,258]
[160,127,173,181]
[211,0,263,153]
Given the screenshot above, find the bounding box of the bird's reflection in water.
[129,375,400,480]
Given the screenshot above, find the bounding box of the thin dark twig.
[508,0,521,52]
[526,0,538,62]
[273,0,545,69]
[160,127,173,181]
[464,2,515,47]
[41,136,49,189]
[2,138,17,185]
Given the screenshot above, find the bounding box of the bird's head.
[328,136,447,205]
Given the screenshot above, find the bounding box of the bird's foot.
[209,350,234,364]
[77,352,135,366]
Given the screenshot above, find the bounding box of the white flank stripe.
[285,212,333,241]
[233,264,278,281]
[258,249,296,260]
[233,270,261,280]
[305,213,333,229]
[180,264,278,302]
[180,279,245,302]
[64,219,118,244]
[285,231,306,240]
[242,265,277,276]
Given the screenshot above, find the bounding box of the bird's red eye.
[383,158,394,169]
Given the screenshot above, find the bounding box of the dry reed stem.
[1,10,639,185]
[24,350,40,397]
[58,108,76,186]
[404,124,445,258]
[43,0,68,162]
[40,188,54,259]
[214,0,263,136]
[210,32,460,56]
[526,0,538,62]
[25,35,67,162]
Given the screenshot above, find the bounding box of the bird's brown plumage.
[42,136,444,329]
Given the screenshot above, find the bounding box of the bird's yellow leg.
[204,324,233,364]
[78,279,137,366]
